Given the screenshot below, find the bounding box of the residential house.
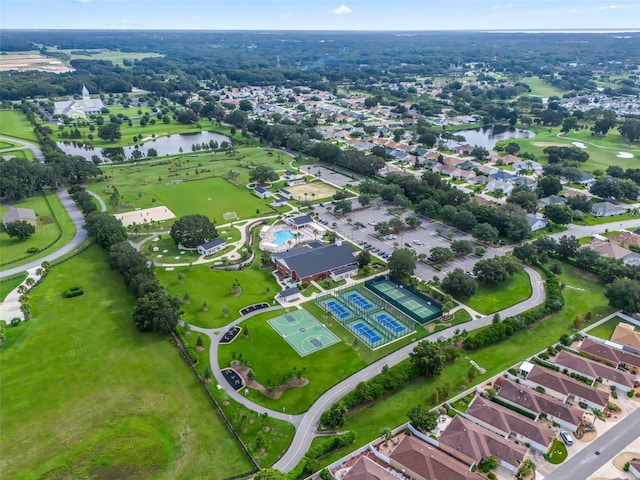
[489,170,517,182]
[526,214,549,232]
[538,195,568,210]
[554,350,636,392]
[563,189,595,200]
[591,201,626,217]
[253,186,270,199]
[438,415,527,473]
[279,188,293,199]
[523,364,609,410]
[611,323,640,355]
[284,214,314,229]
[577,173,596,186]
[196,238,227,256]
[499,154,521,165]
[272,197,288,207]
[2,207,37,227]
[277,286,300,303]
[581,239,632,261]
[494,377,584,431]
[433,163,459,177]
[389,435,484,480]
[342,456,396,480]
[579,337,640,373]
[486,180,514,195]
[514,160,543,175]
[464,397,555,452]
[457,160,478,171]
[609,231,640,249]
[512,176,538,190]
[476,164,498,176]
[442,156,464,167]
[454,144,475,156]
[273,240,356,282]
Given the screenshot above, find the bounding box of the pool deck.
[260,224,317,253]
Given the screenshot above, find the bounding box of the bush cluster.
[64,286,84,298]
[341,368,410,409]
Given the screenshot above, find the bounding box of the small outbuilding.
[278,286,300,302]
[197,238,227,256]
[2,207,37,227]
[254,186,270,199]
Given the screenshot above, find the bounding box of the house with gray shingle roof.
[2,207,37,227]
[591,201,626,217]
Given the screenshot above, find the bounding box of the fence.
[171,332,259,478]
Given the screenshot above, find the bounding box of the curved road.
[0,134,45,163]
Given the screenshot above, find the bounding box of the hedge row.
[491,396,537,420]
[175,329,199,365]
[64,286,84,298]
[341,368,410,409]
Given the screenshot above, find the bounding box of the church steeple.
[82,84,90,101]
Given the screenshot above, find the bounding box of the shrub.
[10,318,21,327]
[26,247,39,254]
[64,286,84,298]
[628,390,634,398]
[611,389,618,399]
[535,386,546,394]
[578,401,588,409]
[507,368,518,376]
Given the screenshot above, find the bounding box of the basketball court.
[268,309,339,356]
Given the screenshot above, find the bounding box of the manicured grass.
[585,316,636,341]
[464,271,532,314]
[312,263,613,468]
[532,224,568,238]
[523,76,568,98]
[0,148,35,160]
[0,272,28,303]
[0,193,76,270]
[0,140,17,149]
[301,284,322,297]
[156,254,280,329]
[547,438,568,464]
[0,245,253,479]
[573,212,639,226]
[0,110,39,143]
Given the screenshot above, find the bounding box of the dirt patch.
[230,360,308,399]
[286,181,338,200]
[531,142,569,147]
[613,451,640,470]
[38,215,53,225]
[581,430,597,442]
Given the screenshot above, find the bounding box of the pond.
[447,125,535,150]
[57,131,230,162]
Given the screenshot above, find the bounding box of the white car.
[560,431,573,446]
[413,239,422,245]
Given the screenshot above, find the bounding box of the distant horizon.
[3,0,639,31]
[2,28,640,33]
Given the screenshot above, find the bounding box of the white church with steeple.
[54,84,105,119]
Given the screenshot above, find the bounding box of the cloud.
[74,0,91,3]
[330,5,352,15]
[490,3,513,11]
[599,4,624,10]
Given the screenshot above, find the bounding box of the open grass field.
[0,193,76,270]
[0,272,28,303]
[218,300,431,414]
[515,126,639,172]
[585,316,637,341]
[88,175,273,223]
[0,148,36,160]
[523,76,568,98]
[464,271,532,315]
[0,246,253,479]
[309,262,613,468]
[0,110,40,143]
[46,46,163,67]
[156,252,280,329]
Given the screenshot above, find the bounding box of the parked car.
[404,242,413,248]
[413,239,422,245]
[560,431,573,446]
[466,271,477,279]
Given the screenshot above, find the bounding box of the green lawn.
[0,246,253,479]
[585,316,636,341]
[0,193,76,270]
[573,212,639,226]
[547,438,568,464]
[0,272,28,303]
[309,262,613,468]
[0,140,18,149]
[0,110,39,143]
[0,148,36,160]
[46,46,163,67]
[464,271,532,314]
[156,253,281,329]
[523,76,568,98]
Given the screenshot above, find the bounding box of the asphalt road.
[545,407,640,480]
[0,134,45,162]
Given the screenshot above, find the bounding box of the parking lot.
[313,202,502,282]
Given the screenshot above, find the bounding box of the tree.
[605,278,640,313]
[472,223,499,243]
[132,290,180,333]
[409,341,445,376]
[334,199,352,214]
[388,248,416,278]
[507,188,538,213]
[322,402,348,427]
[253,468,287,480]
[441,268,477,297]
[356,250,371,268]
[380,427,393,444]
[407,405,439,432]
[238,99,253,112]
[504,142,520,155]
[618,118,640,142]
[249,165,279,185]
[97,122,121,141]
[4,220,36,240]
[405,216,421,229]
[537,176,562,197]
[451,240,472,256]
[429,246,453,263]
[556,235,579,260]
[358,194,371,208]
[473,258,507,285]
[84,211,128,249]
[170,214,217,248]
[544,204,573,225]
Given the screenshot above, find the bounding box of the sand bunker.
[114,206,176,227]
[572,142,587,149]
[617,152,634,159]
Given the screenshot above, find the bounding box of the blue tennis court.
[346,292,374,311]
[375,313,406,335]
[353,322,382,343]
[326,300,351,320]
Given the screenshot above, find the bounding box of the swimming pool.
[272,229,299,246]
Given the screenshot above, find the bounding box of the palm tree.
[381,427,393,445]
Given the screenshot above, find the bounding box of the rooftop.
[611,323,640,351]
[526,364,609,408]
[555,350,635,389]
[274,242,356,279]
[580,337,640,369]
[198,238,226,249]
[342,456,396,480]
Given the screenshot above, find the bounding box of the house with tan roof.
[580,337,640,372]
[342,456,397,480]
[464,397,555,452]
[609,231,640,249]
[438,415,527,473]
[554,350,636,392]
[611,322,640,355]
[494,377,585,431]
[523,364,609,410]
[389,435,484,480]
[581,239,633,261]
[442,156,464,166]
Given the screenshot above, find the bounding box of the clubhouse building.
[54,85,105,119]
[273,240,356,282]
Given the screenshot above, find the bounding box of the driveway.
[0,134,45,163]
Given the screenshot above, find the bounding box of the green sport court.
[268,309,339,356]
[365,276,442,324]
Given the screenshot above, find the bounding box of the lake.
[57,131,230,161]
[448,125,535,150]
